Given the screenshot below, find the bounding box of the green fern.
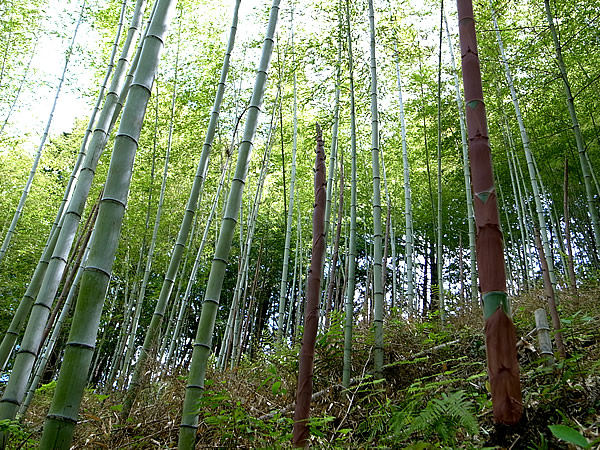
[393,390,479,444]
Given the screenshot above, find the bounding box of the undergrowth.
[7,285,600,448]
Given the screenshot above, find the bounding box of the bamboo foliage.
[178,1,281,446]
[0,0,85,266]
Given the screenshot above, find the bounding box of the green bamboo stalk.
[294,200,304,344]
[158,193,206,363]
[121,84,163,386]
[123,14,181,383]
[544,0,600,255]
[511,146,536,286]
[532,155,568,274]
[490,0,557,292]
[168,155,230,367]
[326,146,344,327]
[436,0,444,323]
[18,238,88,418]
[167,152,231,367]
[0,0,146,381]
[285,229,299,337]
[178,2,280,445]
[122,0,241,419]
[393,41,414,314]
[221,94,280,370]
[118,85,159,388]
[380,146,397,310]
[105,247,131,390]
[343,0,357,389]
[90,279,120,384]
[496,178,515,293]
[367,0,384,376]
[277,9,298,343]
[37,1,176,446]
[503,125,531,289]
[322,3,342,287]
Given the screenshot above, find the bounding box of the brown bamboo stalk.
[292,123,327,448]
[456,0,522,425]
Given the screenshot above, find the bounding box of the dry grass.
[8,284,600,448]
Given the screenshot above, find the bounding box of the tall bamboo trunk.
[342,0,358,389]
[121,84,162,387]
[436,1,445,322]
[178,2,280,446]
[544,0,600,255]
[326,149,344,327]
[167,152,232,367]
[277,12,298,343]
[293,123,326,448]
[490,0,558,294]
[366,0,384,376]
[122,0,242,421]
[36,1,176,447]
[456,0,522,425]
[394,41,414,313]
[120,18,183,406]
[532,225,566,358]
[220,94,279,370]
[379,144,397,310]
[322,11,342,294]
[0,0,147,426]
[505,137,532,289]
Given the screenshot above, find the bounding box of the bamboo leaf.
[548,425,590,448]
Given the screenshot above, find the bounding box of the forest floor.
[10,284,600,449]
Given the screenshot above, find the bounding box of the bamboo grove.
[0,0,599,446]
